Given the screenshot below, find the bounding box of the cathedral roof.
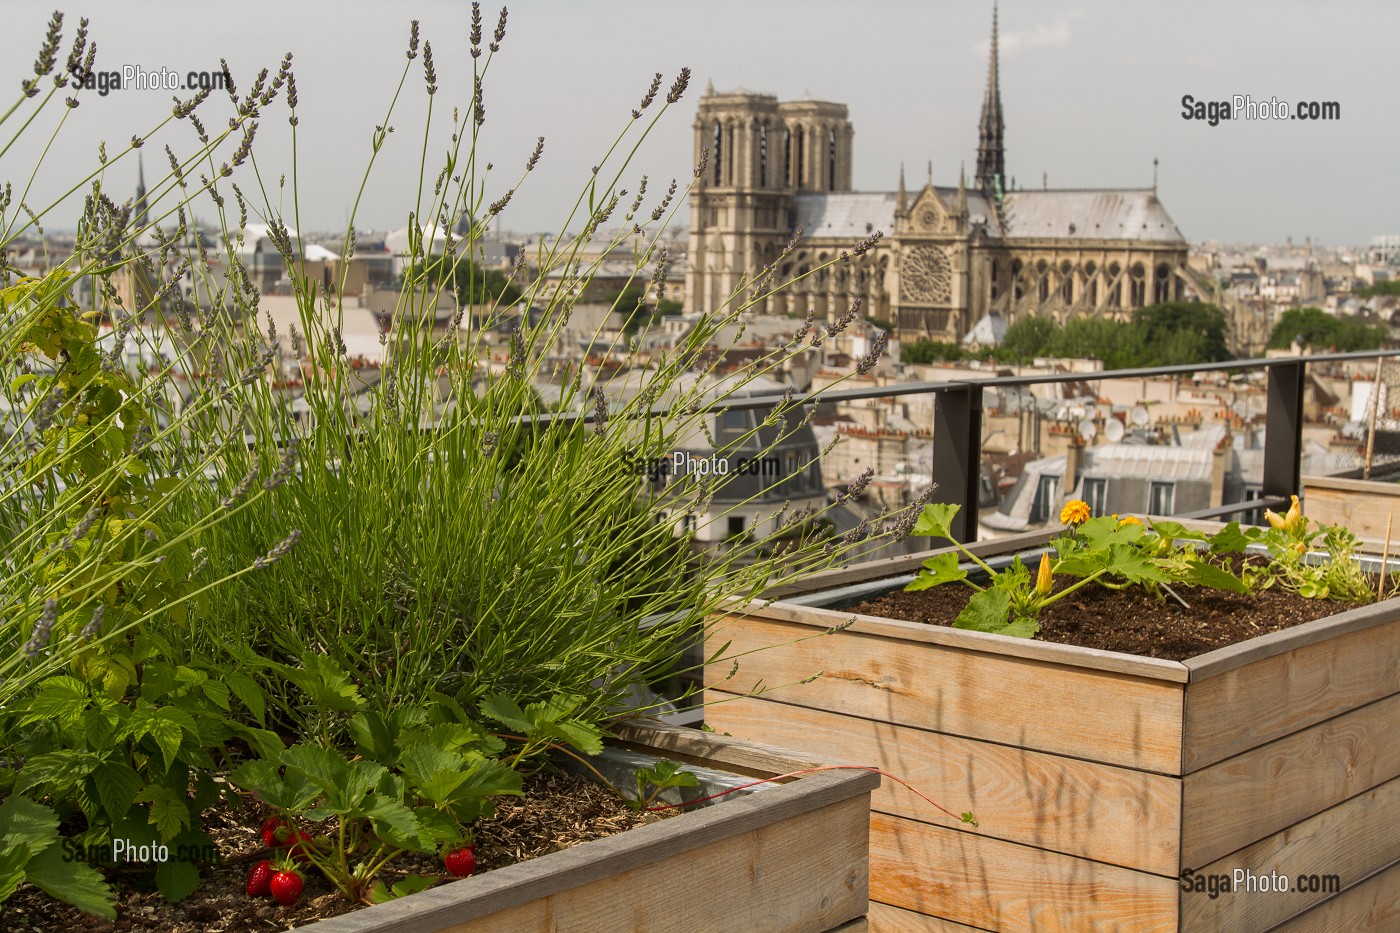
[1001,189,1185,243]
[791,192,897,239]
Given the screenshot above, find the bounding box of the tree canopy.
[409,256,523,308]
[961,302,1234,367]
[1267,306,1390,352]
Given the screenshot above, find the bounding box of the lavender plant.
[153,7,914,746]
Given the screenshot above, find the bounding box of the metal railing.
[686,349,1400,542]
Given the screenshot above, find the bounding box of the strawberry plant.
[625,760,699,812]
[228,703,523,904]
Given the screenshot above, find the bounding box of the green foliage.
[988,303,1232,367]
[1131,302,1232,364]
[996,314,1057,362]
[906,504,1247,638]
[1221,498,1386,602]
[1355,280,1400,299]
[1266,306,1390,352]
[609,281,683,336]
[5,647,272,901]
[0,796,114,918]
[901,339,976,365]
[626,759,699,812]
[229,682,524,903]
[409,256,523,308]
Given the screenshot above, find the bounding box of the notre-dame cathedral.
[685,7,1196,344]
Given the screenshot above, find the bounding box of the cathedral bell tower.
[686,87,852,315]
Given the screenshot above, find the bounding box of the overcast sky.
[5,1,1396,247]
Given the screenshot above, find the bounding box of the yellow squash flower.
[1118,515,1142,526]
[1035,552,1053,594]
[1059,499,1090,526]
[1265,495,1303,534]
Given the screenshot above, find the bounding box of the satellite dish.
[1105,419,1125,442]
[1083,403,1098,419]
[1078,419,1098,442]
[1131,405,1150,426]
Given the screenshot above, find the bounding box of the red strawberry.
[270,867,304,906]
[443,845,476,877]
[285,830,316,864]
[246,859,274,897]
[261,816,294,848]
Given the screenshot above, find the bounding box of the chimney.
[1064,437,1084,497]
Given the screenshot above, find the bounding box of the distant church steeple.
[975,3,1005,195]
[133,152,150,230]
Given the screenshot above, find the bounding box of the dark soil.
[4,770,661,932]
[846,556,1386,661]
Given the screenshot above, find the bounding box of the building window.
[795,131,805,189]
[1149,481,1175,516]
[828,128,837,190]
[1082,478,1107,517]
[712,121,723,185]
[783,128,792,186]
[728,516,746,537]
[1031,474,1061,525]
[759,124,767,187]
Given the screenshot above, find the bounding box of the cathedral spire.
[897,162,908,215]
[975,2,1005,194]
[957,161,967,214]
[134,152,149,230]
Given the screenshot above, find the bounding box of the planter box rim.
[734,525,1400,685]
[286,720,877,933]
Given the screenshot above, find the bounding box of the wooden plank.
[613,718,868,780]
[1181,775,1400,932]
[1183,600,1400,684]
[1301,477,1400,542]
[1183,614,1400,770]
[708,695,1182,875]
[296,771,871,933]
[433,796,871,933]
[716,601,1192,683]
[867,901,991,931]
[1182,691,1400,868]
[1266,859,1400,933]
[707,615,1186,773]
[868,812,1179,933]
[829,920,870,932]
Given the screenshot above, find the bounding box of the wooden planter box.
[1302,470,1400,542]
[293,719,876,933]
[704,529,1400,932]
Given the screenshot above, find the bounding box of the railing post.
[932,384,982,543]
[1263,359,1305,499]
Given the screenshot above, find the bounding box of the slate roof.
[788,187,1183,244]
[1001,189,1186,243]
[791,193,897,238]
